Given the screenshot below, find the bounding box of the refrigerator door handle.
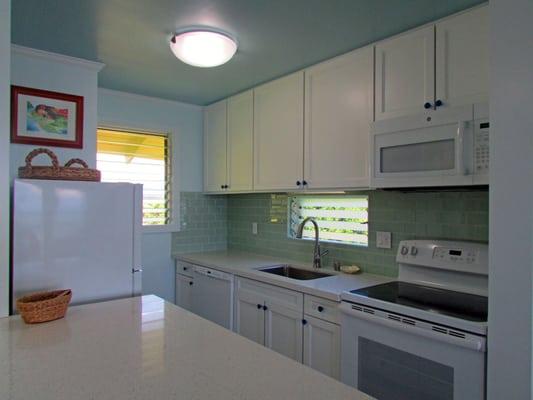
[132,268,143,273]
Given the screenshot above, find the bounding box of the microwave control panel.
[474,120,490,174]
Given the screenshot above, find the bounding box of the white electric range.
[340,240,488,400]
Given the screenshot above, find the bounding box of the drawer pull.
[317,306,324,312]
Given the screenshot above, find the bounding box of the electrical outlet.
[376,231,392,249]
[252,222,258,235]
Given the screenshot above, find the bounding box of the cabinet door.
[304,47,373,189]
[375,25,435,120]
[436,5,488,108]
[303,315,341,380]
[264,301,303,362]
[253,72,304,191]
[175,274,193,311]
[234,290,265,344]
[204,100,227,192]
[227,90,253,192]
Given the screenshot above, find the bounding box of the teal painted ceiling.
[12,0,485,105]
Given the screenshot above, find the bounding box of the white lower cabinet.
[234,277,341,376]
[265,301,303,362]
[175,273,194,311]
[235,277,303,362]
[303,315,341,379]
[234,288,265,344]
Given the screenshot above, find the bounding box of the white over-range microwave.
[370,104,489,188]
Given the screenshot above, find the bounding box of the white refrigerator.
[11,179,143,312]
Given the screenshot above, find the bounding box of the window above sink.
[288,195,369,247]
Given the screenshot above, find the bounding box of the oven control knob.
[400,246,409,255]
[410,246,418,256]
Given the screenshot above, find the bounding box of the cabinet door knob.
[220,185,224,189]
[189,281,193,286]
[257,304,262,309]
[435,99,443,107]
[317,306,324,312]
[263,305,268,311]
[296,181,301,186]
[424,102,432,109]
[302,180,308,186]
[302,319,308,325]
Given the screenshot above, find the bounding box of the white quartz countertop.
[0,296,373,400]
[174,250,394,301]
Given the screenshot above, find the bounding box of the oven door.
[340,302,486,400]
[371,105,474,188]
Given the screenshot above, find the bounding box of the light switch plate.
[252,222,258,235]
[376,231,392,249]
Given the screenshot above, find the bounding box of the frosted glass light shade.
[170,30,237,68]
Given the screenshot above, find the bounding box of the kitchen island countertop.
[0,295,373,400]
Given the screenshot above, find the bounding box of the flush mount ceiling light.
[169,29,238,68]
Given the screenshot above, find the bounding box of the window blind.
[289,196,368,246]
[96,128,171,226]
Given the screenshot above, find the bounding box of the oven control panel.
[432,246,478,264]
[396,240,488,276]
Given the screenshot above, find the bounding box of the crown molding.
[98,87,203,110]
[11,44,105,72]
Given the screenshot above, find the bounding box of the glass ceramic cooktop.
[350,281,488,322]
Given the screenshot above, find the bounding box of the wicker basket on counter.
[18,148,101,182]
[16,289,72,324]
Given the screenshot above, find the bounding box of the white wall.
[488,0,533,398]
[0,0,11,317]
[98,88,204,302]
[10,46,103,183]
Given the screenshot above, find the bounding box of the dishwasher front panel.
[191,266,234,330]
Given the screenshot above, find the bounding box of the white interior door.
[303,315,341,379]
[12,180,138,306]
[435,5,489,109]
[253,72,304,191]
[204,99,227,192]
[304,47,373,189]
[264,301,303,362]
[234,290,265,344]
[227,90,253,192]
[375,25,435,120]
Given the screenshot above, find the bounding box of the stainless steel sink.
[259,265,332,280]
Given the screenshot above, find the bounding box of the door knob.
[424,102,432,109]
[435,99,443,107]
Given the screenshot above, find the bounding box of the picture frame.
[11,85,84,149]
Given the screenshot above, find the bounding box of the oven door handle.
[340,303,486,352]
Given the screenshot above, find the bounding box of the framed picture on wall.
[11,85,84,148]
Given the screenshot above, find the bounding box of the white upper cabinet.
[253,72,304,191]
[435,5,489,108]
[375,25,435,121]
[227,90,254,192]
[304,47,373,189]
[204,100,227,192]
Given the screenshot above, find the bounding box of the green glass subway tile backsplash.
[226,191,489,277]
[172,192,228,253]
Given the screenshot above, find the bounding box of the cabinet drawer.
[304,295,340,324]
[235,277,303,311]
[176,260,195,277]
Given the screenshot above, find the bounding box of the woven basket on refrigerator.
[18,148,101,182]
[16,289,72,324]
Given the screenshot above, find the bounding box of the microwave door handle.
[456,121,468,175]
